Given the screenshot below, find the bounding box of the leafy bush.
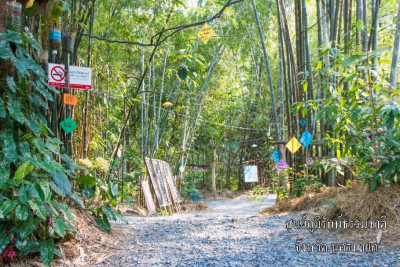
[74,157,134,232]
[292,172,323,197]
[0,29,81,265]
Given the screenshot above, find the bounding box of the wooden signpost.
[142,158,182,214]
[141,179,156,215]
[152,159,172,205]
[144,157,165,208]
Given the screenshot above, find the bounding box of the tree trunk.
[212,146,217,197]
[390,2,400,89]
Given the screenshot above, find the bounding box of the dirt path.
[97,195,399,267]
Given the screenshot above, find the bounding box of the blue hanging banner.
[300,118,307,127]
[299,130,314,148]
[270,148,280,163]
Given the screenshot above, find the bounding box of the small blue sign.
[300,118,307,127]
[299,130,313,148]
[270,148,280,163]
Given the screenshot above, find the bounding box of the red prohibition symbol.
[50,66,65,82]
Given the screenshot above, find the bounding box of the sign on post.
[59,117,77,134]
[63,93,78,106]
[48,63,92,89]
[244,165,258,183]
[198,22,214,44]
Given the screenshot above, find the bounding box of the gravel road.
[98,195,400,267]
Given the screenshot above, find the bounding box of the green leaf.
[342,73,357,84]
[53,216,66,237]
[33,81,53,101]
[101,205,117,221]
[1,131,18,163]
[49,181,66,197]
[28,94,48,109]
[7,98,26,124]
[109,182,118,199]
[33,137,46,152]
[76,175,96,187]
[45,141,60,155]
[6,76,17,93]
[0,182,10,191]
[51,171,71,195]
[0,232,13,254]
[116,210,128,224]
[341,54,364,68]
[18,186,30,204]
[28,199,47,219]
[370,179,377,192]
[0,157,10,182]
[14,161,34,179]
[15,205,29,220]
[124,193,135,209]
[38,181,51,201]
[0,98,6,118]
[24,29,42,51]
[0,40,12,59]
[356,19,363,31]
[0,31,23,44]
[68,193,84,208]
[19,142,31,158]
[18,240,40,255]
[0,199,18,218]
[10,53,28,76]
[19,217,40,239]
[26,114,42,133]
[40,239,55,266]
[63,220,77,234]
[178,67,187,80]
[53,200,74,222]
[7,178,22,187]
[81,186,95,199]
[94,213,111,232]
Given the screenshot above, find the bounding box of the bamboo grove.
[1,0,400,224]
[69,0,400,193]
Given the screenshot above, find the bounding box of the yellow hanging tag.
[286,137,302,154]
[26,0,35,8]
[197,22,215,44]
[162,102,173,107]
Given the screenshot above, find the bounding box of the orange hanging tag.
[63,93,78,106]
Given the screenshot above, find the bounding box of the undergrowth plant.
[0,29,81,265]
[0,29,130,265]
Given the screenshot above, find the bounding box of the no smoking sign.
[51,66,65,82]
[48,63,92,90]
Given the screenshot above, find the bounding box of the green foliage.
[292,172,323,197]
[0,29,78,266]
[248,185,265,202]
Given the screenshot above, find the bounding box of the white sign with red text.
[48,63,92,90]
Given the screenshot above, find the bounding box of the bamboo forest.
[1,0,400,265]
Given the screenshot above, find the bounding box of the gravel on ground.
[97,194,400,267]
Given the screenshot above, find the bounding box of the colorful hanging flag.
[300,118,307,126]
[286,137,302,154]
[270,148,280,163]
[299,130,314,148]
[59,117,77,134]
